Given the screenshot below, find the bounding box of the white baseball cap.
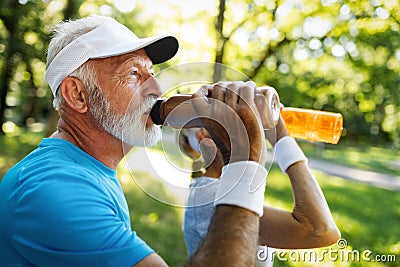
[46,17,179,96]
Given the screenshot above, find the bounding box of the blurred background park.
[0,0,399,266]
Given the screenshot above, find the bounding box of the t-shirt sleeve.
[11,169,154,267]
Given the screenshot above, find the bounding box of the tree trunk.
[0,61,11,134]
[0,0,19,134]
[213,0,226,82]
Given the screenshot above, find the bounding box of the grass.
[299,141,400,177]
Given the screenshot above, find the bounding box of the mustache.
[135,97,158,114]
[144,97,158,109]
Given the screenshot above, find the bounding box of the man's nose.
[141,74,162,98]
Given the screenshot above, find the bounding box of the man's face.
[89,49,162,147]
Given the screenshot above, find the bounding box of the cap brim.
[145,36,179,64]
[91,35,179,65]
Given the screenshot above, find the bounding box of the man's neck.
[51,115,127,170]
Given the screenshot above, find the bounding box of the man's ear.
[59,77,89,113]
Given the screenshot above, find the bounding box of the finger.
[211,82,226,100]
[225,82,240,112]
[244,80,256,88]
[199,137,219,168]
[256,90,276,129]
[211,82,227,117]
[224,83,244,140]
[255,92,272,129]
[192,85,212,117]
[238,82,256,109]
[198,128,211,139]
[192,85,210,97]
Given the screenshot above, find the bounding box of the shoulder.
[11,164,122,251]
[13,139,112,193]
[10,145,113,215]
[13,156,105,198]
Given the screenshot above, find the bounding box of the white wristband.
[214,161,267,217]
[274,136,308,173]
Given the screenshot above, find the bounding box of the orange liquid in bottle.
[281,107,343,144]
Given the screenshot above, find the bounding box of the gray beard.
[89,89,161,147]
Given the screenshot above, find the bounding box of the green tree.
[0,0,47,134]
[211,0,400,147]
[1,0,399,147]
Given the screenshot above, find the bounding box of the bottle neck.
[149,98,165,125]
[150,94,201,128]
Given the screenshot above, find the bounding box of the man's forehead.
[94,49,154,72]
[124,50,153,65]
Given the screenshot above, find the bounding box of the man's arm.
[136,207,260,267]
[187,81,266,266]
[259,118,340,249]
[259,161,340,249]
[189,205,259,266]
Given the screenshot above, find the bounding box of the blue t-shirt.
[0,138,154,267]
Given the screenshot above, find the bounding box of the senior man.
[0,15,265,266]
[0,15,339,267]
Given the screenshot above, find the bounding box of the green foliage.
[0,130,43,179]
[1,0,399,147]
[214,0,400,148]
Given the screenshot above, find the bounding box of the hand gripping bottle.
[150,86,343,144]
